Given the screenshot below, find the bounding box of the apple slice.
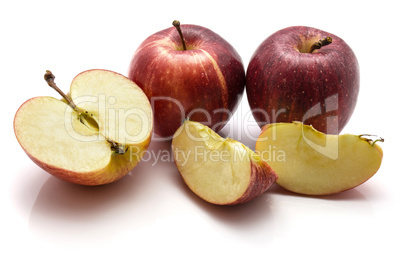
[172,120,277,205]
[14,70,153,185]
[255,122,383,195]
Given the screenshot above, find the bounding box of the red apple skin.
[128,24,245,138]
[17,140,151,186]
[246,26,359,134]
[227,160,278,205]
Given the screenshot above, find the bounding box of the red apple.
[246,26,359,134]
[128,21,245,138]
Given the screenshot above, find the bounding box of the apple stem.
[172,20,187,50]
[309,37,332,53]
[44,70,78,110]
[359,134,384,146]
[372,138,385,146]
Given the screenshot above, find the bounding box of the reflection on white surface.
[7,95,393,253]
[21,134,383,252]
[28,140,179,244]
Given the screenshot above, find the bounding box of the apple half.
[255,122,383,195]
[14,70,153,185]
[172,120,278,205]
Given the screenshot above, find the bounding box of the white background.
[1,0,400,253]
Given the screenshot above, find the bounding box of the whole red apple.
[128,21,245,138]
[246,26,359,134]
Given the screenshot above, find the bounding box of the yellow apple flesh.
[14,70,153,185]
[172,120,277,205]
[255,122,383,195]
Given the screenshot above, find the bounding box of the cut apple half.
[255,122,383,195]
[172,120,278,205]
[14,70,153,185]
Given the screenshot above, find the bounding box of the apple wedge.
[14,70,153,185]
[255,122,383,195]
[172,120,278,205]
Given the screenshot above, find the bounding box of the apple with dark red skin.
[128,21,245,138]
[246,26,359,134]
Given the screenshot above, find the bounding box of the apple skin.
[246,26,359,134]
[228,159,278,205]
[128,24,245,138]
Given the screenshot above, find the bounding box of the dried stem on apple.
[372,137,385,146]
[359,134,385,146]
[44,70,78,110]
[309,37,332,53]
[172,20,187,50]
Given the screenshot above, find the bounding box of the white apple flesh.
[172,120,278,205]
[255,122,383,195]
[14,70,153,185]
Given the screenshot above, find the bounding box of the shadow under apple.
[268,183,371,202]
[28,138,181,244]
[176,174,276,230]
